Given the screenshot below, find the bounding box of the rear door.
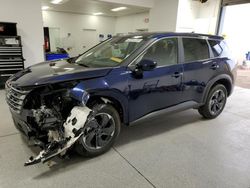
[181,37,217,103]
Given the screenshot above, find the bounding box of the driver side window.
[138,38,178,67]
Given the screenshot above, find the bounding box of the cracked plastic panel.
[24,106,92,166]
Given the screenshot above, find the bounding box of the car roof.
[118,32,223,40]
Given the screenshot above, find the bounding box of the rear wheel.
[198,84,227,119]
[75,103,121,157]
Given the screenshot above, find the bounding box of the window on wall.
[140,38,178,66]
[222,0,250,6]
[183,38,209,62]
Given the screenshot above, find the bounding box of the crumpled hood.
[10,60,112,87]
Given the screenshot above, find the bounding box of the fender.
[201,74,233,104]
[70,78,129,124]
[87,89,129,124]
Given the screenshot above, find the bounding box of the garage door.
[222,0,250,6]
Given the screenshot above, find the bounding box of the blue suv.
[5,32,237,165]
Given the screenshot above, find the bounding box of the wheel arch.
[69,79,129,125]
[85,91,129,125]
[213,79,232,96]
[202,74,233,104]
[87,95,126,124]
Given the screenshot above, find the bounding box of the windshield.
[75,36,148,68]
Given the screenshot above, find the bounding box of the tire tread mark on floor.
[113,147,156,188]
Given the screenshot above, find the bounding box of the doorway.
[218,3,250,89]
[81,29,99,52]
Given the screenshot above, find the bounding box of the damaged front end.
[25,106,91,166]
[6,81,92,166]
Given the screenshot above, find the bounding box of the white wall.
[176,0,220,34]
[115,12,149,34]
[195,0,221,34]
[42,11,116,57]
[0,0,44,67]
[176,0,200,32]
[149,0,179,32]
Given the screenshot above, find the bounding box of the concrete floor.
[0,87,250,188]
[236,69,250,89]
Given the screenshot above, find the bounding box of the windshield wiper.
[66,57,78,64]
[77,63,89,68]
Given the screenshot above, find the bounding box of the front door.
[128,37,184,122]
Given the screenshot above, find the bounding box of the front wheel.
[75,103,121,157]
[198,84,227,119]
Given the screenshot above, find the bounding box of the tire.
[75,103,121,157]
[198,84,227,119]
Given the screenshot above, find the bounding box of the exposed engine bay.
[25,106,91,166]
[6,82,93,166]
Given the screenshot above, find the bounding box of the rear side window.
[220,40,232,58]
[183,38,209,62]
[209,40,223,57]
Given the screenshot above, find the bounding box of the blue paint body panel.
[10,32,236,125]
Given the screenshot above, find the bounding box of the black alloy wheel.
[198,84,227,119]
[82,113,115,150]
[208,89,226,116]
[76,104,121,157]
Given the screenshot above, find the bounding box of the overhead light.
[42,6,50,10]
[111,7,127,12]
[51,0,64,4]
[93,12,103,16]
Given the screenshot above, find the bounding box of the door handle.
[210,64,219,70]
[172,72,183,78]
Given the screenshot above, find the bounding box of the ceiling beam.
[96,0,154,8]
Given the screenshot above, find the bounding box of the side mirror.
[137,59,157,71]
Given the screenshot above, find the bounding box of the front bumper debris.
[24,106,92,166]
